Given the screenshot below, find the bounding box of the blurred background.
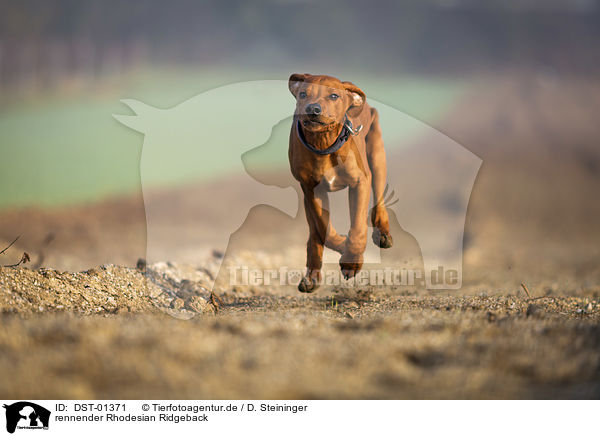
[1,0,599,293]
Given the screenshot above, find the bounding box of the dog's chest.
[324,173,337,189]
[314,161,359,191]
[318,172,342,191]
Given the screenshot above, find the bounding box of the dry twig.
[520,282,532,298]
[4,252,31,268]
[0,236,20,256]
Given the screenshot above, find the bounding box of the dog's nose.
[305,103,322,115]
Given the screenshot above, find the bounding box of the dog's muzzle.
[296,115,363,156]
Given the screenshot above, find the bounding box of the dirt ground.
[1,74,600,399]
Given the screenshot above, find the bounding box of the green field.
[0,68,465,209]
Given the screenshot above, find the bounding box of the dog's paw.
[372,228,393,249]
[339,252,363,279]
[298,276,319,293]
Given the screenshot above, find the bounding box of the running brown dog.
[288,73,393,293]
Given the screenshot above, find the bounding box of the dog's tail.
[374,184,399,209]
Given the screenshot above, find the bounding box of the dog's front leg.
[340,178,371,279]
[298,184,329,293]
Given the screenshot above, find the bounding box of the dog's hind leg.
[324,215,346,254]
[308,181,347,253]
[365,108,393,248]
[324,231,346,254]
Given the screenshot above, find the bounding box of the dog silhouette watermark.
[114,79,481,292]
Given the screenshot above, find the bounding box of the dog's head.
[288,73,365,133]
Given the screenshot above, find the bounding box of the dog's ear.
[343,81,366,116]
[289,73,308,98]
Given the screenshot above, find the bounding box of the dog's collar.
[296,115,363,156]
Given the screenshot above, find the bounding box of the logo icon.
[3,402,50,434]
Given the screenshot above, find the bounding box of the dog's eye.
[329,93,339,100]
[298,91,307,99]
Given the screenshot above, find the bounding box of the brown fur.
[288,73,393,293]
